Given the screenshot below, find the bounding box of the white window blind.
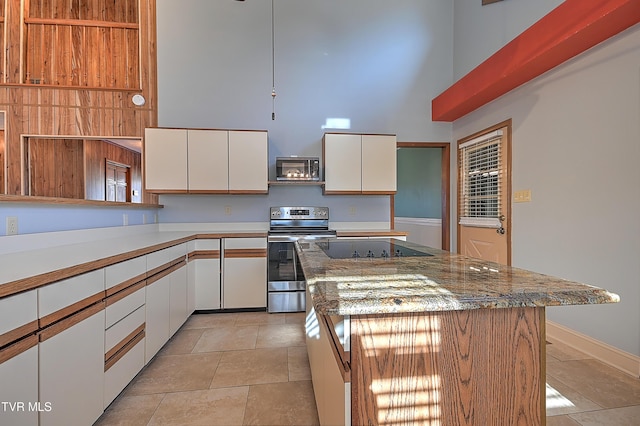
[459,130,503,228]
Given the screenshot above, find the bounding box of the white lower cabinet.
[145,272,171,364]
[169,265,189,336]
[104,304,146,408]
[306,290,350,426]
[0,342,39,426]
[39,309,105,426]
[222,238,267,309]
[188,239,221,310]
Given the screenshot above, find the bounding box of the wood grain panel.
[188,250,221,261]
[105,323,144,363]
[1,0,156,199]
[350,308,545,426]
[105,280,145,306]
[38,301,104,342]
[0,319,39,348]
[224,249,268,259]
[0,334,39,364]
[84,139,142,202]
[39,290,105,328]
[104,328,144,372]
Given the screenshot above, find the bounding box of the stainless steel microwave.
[275,157,320,181]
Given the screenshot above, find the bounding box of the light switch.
[514,189,532,203]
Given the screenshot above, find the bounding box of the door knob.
[498,215,506,222]
[496,227,505,235]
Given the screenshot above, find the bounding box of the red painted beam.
[432,0,640,122]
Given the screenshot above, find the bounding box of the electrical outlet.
[6,217,18,235]
[224,206,232,215]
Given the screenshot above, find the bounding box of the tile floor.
[95,312,640,426]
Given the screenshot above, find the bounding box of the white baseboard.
[546,320,640,378]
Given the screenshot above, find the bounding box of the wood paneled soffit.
[432,0,640,122]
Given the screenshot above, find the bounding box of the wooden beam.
[432,0,640,122]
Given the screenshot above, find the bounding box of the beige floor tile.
[546,415,582,426]
[210,348,289,388]
[192,325,258,352]
[256,323,305,348]
[182,312,238,329]
[95,394,165,426]
[234,311,287,326]
[546,376,602,416]
[569,404,640,425]
[243,381,319,425]
[158,328,205,355]
[285,312,306,324]
[547,359,640,409]
[148,387,249,426]
[288,346,312,381]
[125,352,222,395]
[546,341,592,362]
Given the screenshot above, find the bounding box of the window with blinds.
[459,130,503,227]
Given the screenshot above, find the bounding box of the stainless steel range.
[267,207,336,313]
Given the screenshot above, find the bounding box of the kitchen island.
[298,238,619,426]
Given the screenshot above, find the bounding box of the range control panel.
[270,206,329,220]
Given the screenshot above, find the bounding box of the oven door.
[267,240,306,313]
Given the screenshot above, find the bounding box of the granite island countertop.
[297,238,620,316]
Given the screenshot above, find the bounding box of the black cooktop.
[318,240,432,259]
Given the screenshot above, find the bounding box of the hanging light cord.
[271,0,276,120]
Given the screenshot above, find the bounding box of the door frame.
[456,119,512,265]
[392,142,450,251]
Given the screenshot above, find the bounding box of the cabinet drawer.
[105,304,145,354]
[105,287,146,329]
[147,243,186,271]
[224,237,267,250]
[0,290,38,347]
[38,269,105,326]
[189,239,220,251]
[104,337,145,408]
[105,256,146,291]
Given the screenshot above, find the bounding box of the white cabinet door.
[228,130,268,192]
[223,238,267,309]
[169,265,188,336]
[187,129,229,191]
[145,273,171,363]
[324,133,362,192]
[144,128,188,191]
[362,134,396,193]
[0,343,39,426]
[189,239,222,310]
[39,309,105,426]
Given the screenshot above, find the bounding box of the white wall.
[155,0,453,224]
[451,24,640,357]
[453,0,563,79]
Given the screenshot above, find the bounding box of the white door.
[458,124,510,265]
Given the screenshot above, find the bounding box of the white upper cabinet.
[324,133,362,192]
[188,130,229,192]
[228,130,268,193]
[361,134,397,193]
[144,128,188,191]
[144,128,268,193]
[323,133,397,194]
